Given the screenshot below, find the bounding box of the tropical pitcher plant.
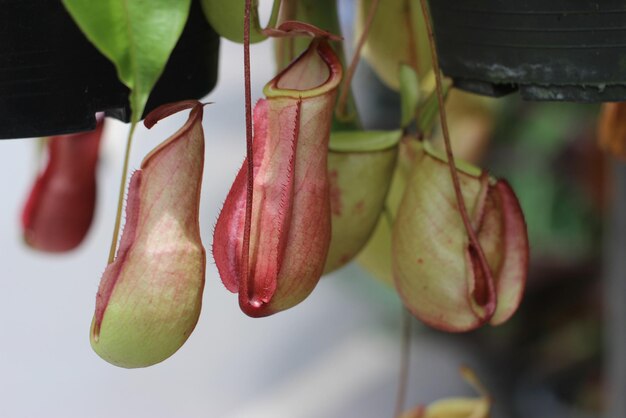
[12,0,544,413]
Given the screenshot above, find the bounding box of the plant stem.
[403,0,419,75]
[336,0,380,119]
[276,0,298,62]
[393,308,412,418]
[242,0,254,299]
[108,122,136,263]
[418,0,493,298]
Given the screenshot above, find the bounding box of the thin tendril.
[393,308,412,417]
[418,0,493,288]
[403,0,419,75]
[108,122,136,263]
[242,0,254,299]
[336,0,380,118]
[280,0,298,62]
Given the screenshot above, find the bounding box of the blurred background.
[0,1,613,417]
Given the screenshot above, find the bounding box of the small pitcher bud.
[21,117,104,252]
[400,367,491,418]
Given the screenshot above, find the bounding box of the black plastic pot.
[427,0,626,102]
[0,0,219,140]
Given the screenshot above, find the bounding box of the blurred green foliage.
[489,98,602,264]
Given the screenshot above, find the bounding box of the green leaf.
[200,0,281,44]
[62,0,191,124]
[329,130,403,153]
[417,89,440,135]
[399,65,420,128]
[417,77,452,136]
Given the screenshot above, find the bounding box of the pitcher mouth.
[263,39,343,99]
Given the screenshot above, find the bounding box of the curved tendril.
[108,122,136,263]
[418,0,495,307]
[242,0,255,299]
[393,309,413,418]
[403,0,419,75]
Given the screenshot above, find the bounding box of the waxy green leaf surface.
[201,0,280,44]
[62,0,191,123]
